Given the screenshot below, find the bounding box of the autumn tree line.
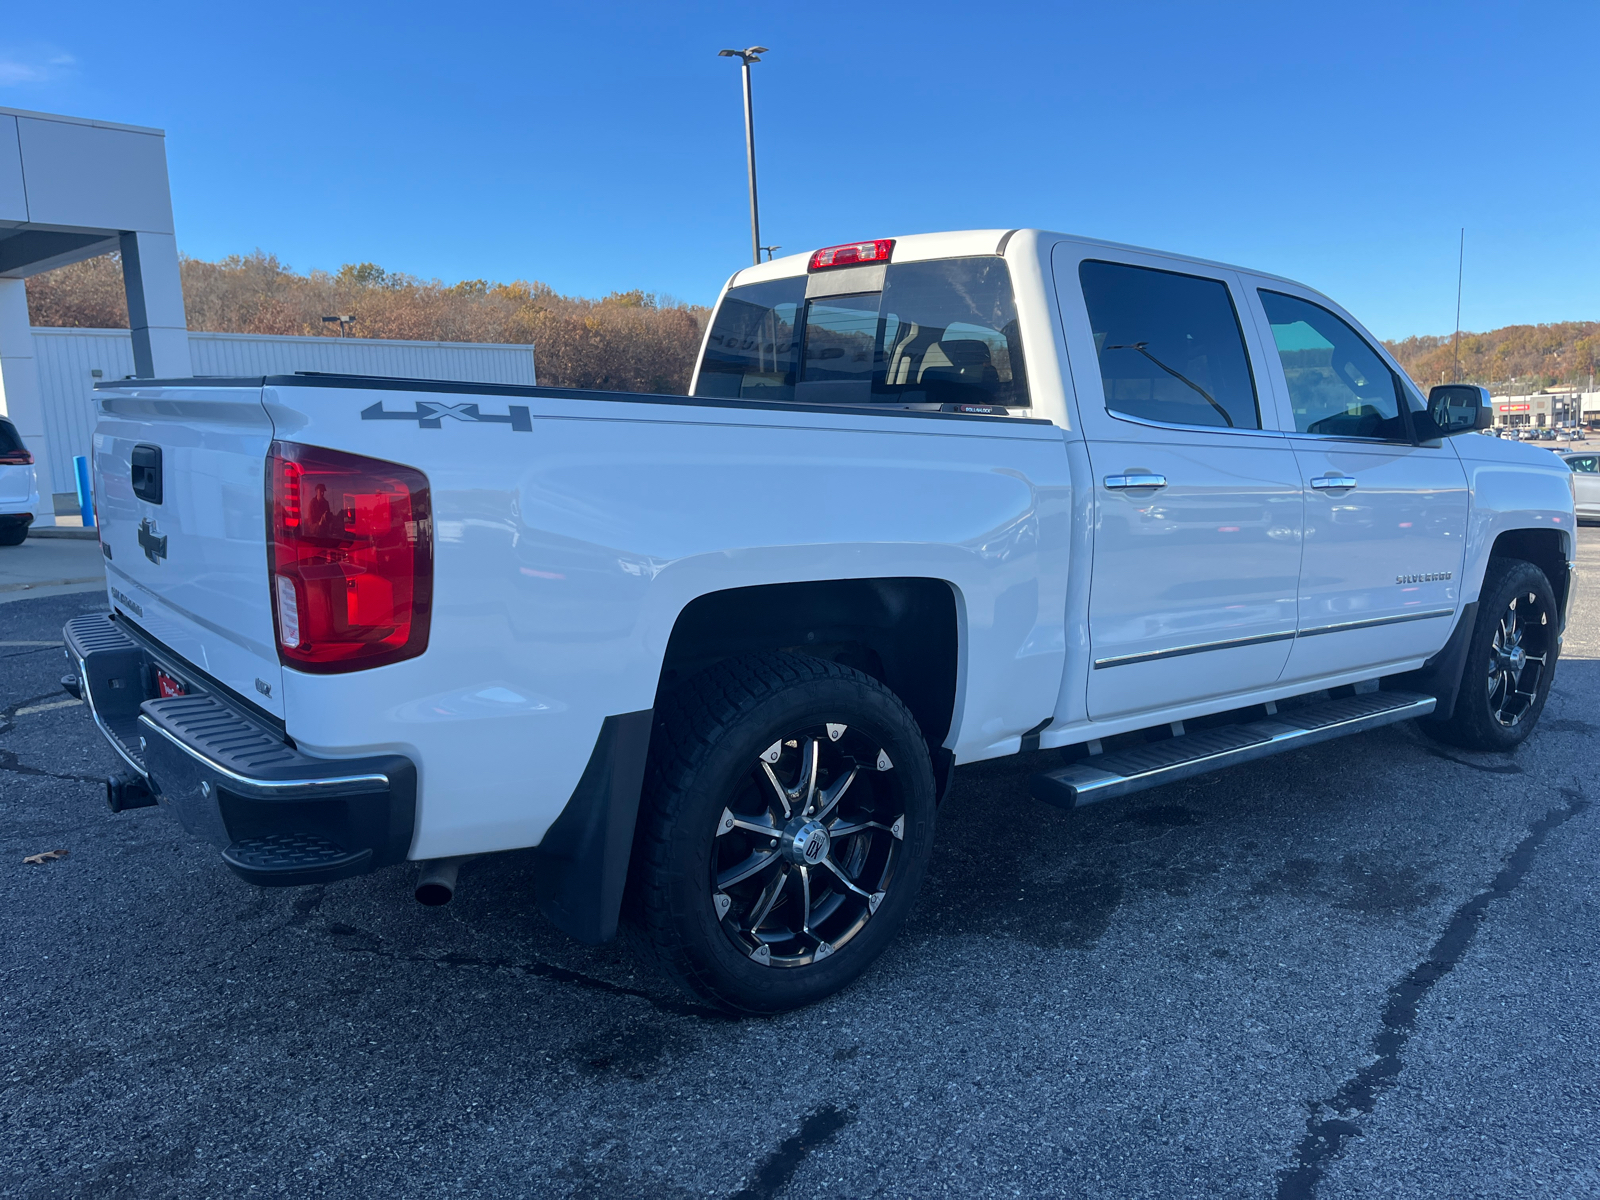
[24,252,710,395]
[1386,323,1600,392]
[24,251,1600,395]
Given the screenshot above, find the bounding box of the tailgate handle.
[132,445,163,504]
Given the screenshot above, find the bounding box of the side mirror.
[1418,384,1493,439]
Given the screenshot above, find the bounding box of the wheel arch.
[1486,526,1572,624]
[1396,525,1571,724]
[655,577,961,774]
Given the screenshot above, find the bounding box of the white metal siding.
[185,331,537,385]
[33,329,138,496]
[31,328,537,495]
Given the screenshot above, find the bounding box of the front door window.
[1259,290,1408,441]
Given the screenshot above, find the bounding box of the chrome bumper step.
[1030,690,1437,809]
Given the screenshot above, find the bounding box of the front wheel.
[629,652,937,1013]
[1421,556,1559,751]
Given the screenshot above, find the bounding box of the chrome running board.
[1030,690,1437,809]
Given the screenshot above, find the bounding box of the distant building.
[1490,389,1599,429]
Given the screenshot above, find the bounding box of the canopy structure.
[1,106,188,521]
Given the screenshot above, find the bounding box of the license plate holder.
[155,668,187,699]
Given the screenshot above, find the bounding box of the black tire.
[1420,556,1559,751]
[0,524,26,546]
[628,652,937,1014]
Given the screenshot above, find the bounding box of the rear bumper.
[64,612,416,886]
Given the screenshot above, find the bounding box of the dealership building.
[1,105,534,526]
[1490,389,1600,430]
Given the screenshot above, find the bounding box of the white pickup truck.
[64,229,1576,1013]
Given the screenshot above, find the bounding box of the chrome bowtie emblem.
[137,518,167,564]
[361,399,533,432]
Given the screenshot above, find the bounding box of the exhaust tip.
[415,879,454,907]
[414,856,471,906]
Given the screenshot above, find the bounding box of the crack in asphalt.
[1276,786,1591,1199]
[728,1104,853,1200]
[0,646,66,661]
[0,749,105,785]
[245,910,738,1022]
[209,886,329,970]
[338,941,736,1023]
[2,688,75,720]
[1420,745,1524,775]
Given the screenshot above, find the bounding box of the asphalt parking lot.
[2,529,1597,1199]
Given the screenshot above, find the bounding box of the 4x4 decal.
[361,399,532,432]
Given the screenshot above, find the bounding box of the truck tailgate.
[94,383,284,719]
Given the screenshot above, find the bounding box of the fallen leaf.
[23,849,68,865]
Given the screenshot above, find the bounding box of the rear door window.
[1258,290,1408,441]
[0,419,24,454]
[693,257,1029,409]
[1078,260,1260,430]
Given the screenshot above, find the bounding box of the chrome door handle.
[1104,473,1168,490]
[1310,474,1358,490]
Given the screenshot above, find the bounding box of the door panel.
[1085,433,1303,716]
[1051,243,1304,720]
[1281,439,1468,678]
[1243,284,1471,680]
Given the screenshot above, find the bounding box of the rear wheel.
[1421,557,1559,751]
[0,522,27,546]
[629,652,936,1013]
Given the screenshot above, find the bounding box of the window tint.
[694,277,806,401]
[1569,456,1598,473]
[1259,291,1407,440]
[0,419,22,454]
[873,258,1029,408]
[1079,261,1259,430]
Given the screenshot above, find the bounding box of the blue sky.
[3,1,1595,339]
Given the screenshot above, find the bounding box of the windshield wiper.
[1106,342,1234,428]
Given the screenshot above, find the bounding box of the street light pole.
[718,46,769,266]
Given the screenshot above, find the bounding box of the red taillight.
[267,441,432,673]
[0,449,33,465]
[808,239,895,271]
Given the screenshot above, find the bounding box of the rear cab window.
[694,257,1029,412]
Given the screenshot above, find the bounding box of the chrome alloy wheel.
[1487,588,1551,728]
[711,723,906,968]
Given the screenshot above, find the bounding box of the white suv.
[0,417,40,545]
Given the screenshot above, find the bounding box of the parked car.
[62,229,1577,1012]
[1561,452,1600,521]
[0,416,39,545]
